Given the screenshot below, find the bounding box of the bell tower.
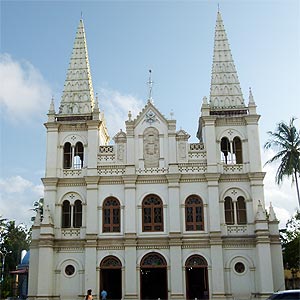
[29,18,109,300]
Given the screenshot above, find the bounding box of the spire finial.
[217,3,220,13]
[81,11,83,20]
[147,69,154,102]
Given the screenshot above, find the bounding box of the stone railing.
[99,145,115,163]
[223,164,244,173]
[226,225,247,235]
[188,143,206,161]
[61,228,81,238]
[97,165,126,175]
[189,143,205,151]
[178,163,207,173]
[62,168,85,177]
[136,167,169,175]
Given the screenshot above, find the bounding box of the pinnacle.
[58,19,95,115]
[209,10,246,111]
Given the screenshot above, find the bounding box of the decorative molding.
[97,165,126,175]
[178,163,207,173]
[136,167,169,175]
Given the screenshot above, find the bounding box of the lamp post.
[0,249,12,299]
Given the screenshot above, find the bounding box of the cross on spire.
[147,69,154,102]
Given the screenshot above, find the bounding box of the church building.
[28,10,284,300]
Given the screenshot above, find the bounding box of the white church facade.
[28,11,284,300]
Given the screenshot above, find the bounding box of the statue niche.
[143,127,159,168]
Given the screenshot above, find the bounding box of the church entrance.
[100,256,122,300]
[185,255,209,300]
[140,252,168,300]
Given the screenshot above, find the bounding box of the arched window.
[221,136,243,164]
[142,194,163,232]
[141,252,167,268]
[73,200,82,228]
[63,141,84,169]
[224,197,234,225]
[74,142,84,169]
[221,137,231,164]
[100,256,122,269]
[233,137,243,164]
[185,195,204,231]
[236,196,247,224]
[62,200,71,228]
[63,142,72,169]
[103,197,120,233]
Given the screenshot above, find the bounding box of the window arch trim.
[140,252,167,268]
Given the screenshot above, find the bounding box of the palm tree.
[264,117,300,207]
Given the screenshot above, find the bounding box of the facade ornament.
[144,109,159,125]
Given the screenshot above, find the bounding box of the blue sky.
[0,0,299,228]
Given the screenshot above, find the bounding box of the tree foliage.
[0,218,30,298]
[280,211,300,271]
[264,117,300,207]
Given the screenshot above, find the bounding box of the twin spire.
[57,10,253,118]
[59,19,95,115]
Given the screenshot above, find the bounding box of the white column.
[87,121,100,176]
[124,244,138,299]
[202,116,217,173]
[210,243,226,299]
[124,178,137,233]
[169,244,184,299]
[205,175,221,232]
[45,123,59,177]
[245,115,262,172]
[166,175,181,233]
[84,246,97,293]
[85,178,99,234]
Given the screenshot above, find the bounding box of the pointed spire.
[48,97,55,113]
[59,19,95,115]
[248,87,257,114]
[268,202,278,222]
[209,10,246,112]
[255,200,267,221]
[47,97,56,122]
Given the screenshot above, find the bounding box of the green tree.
[280,211,300,289]
[264,117,300,207]
[0,220,30,298]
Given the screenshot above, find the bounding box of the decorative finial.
[147,69,154,102]
[170,109,174,120]
[94,92,99,110]
[81,11,83,20]
[48,96,55,114]
[248,87,255,105]
[128,110,132,121]
[217,3,220,13]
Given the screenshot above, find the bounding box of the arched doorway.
[100,256,122,300]
[140,252,168,300]
[185,255,209,300]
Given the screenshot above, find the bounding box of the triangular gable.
[130,100,169,128]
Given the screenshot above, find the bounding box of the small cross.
[147,69,154,101]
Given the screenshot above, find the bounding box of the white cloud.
[262,148,299,228]
[0,175,44,227]
[0,54,52,123]
[98,87,144,139]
